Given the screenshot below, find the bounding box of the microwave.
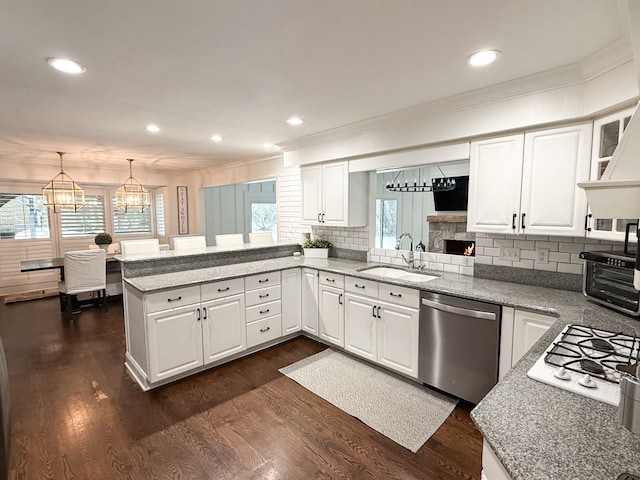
[580,250,640,316]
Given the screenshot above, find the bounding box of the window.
[375,199,398,249]
[155,193,166,236]
[60,195,105,237]
[251,202,277,240]
[0,193,50,239]
[112,196,152,234]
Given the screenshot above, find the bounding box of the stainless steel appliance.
[527,324,640,407]
[618,360,640,434]
[580,250,640,316]
[419,292,501,404]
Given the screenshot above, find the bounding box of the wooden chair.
[173,236,207,251]
[58,249,107,315]
[248,232,274,245]
[215,234,244,247]
[120,239,160,258]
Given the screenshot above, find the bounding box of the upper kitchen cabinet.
[586,106,637,241]
[467,123,592,236]
[301,161,368,227]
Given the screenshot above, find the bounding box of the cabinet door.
[201,294,246,365]
[377,301,419,378]
[344,293,377,362]
[147,305,203,382]
[301,165,323,225]
[281,268,302,334]
[318,285,344,347]
[322,161,349,226]
[511,309,556,366]
[520,123,591,236]
[467,135,525,234]
[301,268,319,335]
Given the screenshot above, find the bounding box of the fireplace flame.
[464,244,475,256]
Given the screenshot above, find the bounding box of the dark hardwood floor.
[0,296,482,480]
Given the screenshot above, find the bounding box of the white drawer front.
[246,315,282,348]
[246,300,282,323]
[145,286,200,314]
[245,285,281,307]
[378,283,420,308]
[200,277,244,302]
[345,276,378,298]
[319,272,344,288]
[245,271,281,291]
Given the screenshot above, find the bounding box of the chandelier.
[41,152,86,212]
[385,169,457,193]
[115,159,150,213]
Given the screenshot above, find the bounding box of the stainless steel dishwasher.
[419,291,501,404]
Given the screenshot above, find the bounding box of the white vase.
[303,248,328,259]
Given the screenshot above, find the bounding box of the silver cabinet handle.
[168,296,182,302]
[421,298,496,321]
[260,326,271,333]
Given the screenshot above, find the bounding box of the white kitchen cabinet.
[281,268,302,334]
[587,106,637,241]
[318,283,345,347]
[301,268,319,335]
[344,277,419,378]
[482,441,513,480]
[146,303,203,383]
[468,123,592,236]
[201,293,246,364]
[245,271,282,348]
[300,160,368,227]
[510,308,556,367]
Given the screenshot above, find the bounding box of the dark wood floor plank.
[0,297,482,480]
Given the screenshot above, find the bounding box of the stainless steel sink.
[359,266,439,282]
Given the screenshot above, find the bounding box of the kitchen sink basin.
[359,266,439,283]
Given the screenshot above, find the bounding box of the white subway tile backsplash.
[476,237,494,247]
[460,266,474,276]
[514,240,535,250]
[493,258,513,267]
[512,259,535,269]
[558,263,583,274]
[444,264,460,274]
[535,241,559,251]
[484,247,500,257]
[429,262,445,271]
[549,252,571,263]
[559,242,585,253]
[534,261,558,272]
[475,255,493,265]
[494,239,514,248]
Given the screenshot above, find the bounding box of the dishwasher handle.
[421,298,497,321]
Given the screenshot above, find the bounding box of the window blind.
[60,195,106,237]
[0,193,50,239]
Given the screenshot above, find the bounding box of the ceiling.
[0,0,631,171]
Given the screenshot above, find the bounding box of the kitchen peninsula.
[118,244,640,480]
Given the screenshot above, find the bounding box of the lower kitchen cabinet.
[377,300,419,377]
[146,303,203,383]
[201,293,246,364]
[281,268,302,334]
[501,306,556,371]
[344,293,377,362]
[481,442,512,480]
[318,283,345,347]
[301,268,319,335]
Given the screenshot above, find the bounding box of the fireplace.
[444,239,475,257]
[427,215,476,254]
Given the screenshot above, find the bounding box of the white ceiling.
[0,0,631,171]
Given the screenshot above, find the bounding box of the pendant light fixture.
[115,159,150,213]
[42,152,86,212]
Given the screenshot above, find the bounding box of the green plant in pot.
[302,239,332,258]
[94,232,113,249]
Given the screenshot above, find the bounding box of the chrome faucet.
[395,232,414,267]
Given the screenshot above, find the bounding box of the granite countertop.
[123,256,640,479]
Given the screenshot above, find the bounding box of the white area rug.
[279,348,457,453]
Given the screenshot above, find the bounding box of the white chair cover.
[215,234,244,247]
[120,239,160,259]
[58,250,106,295]
[248,232,274,245]
[173,236,207,251]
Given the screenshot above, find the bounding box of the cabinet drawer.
[201,277,244,302]
[319,272,344,288]
[246,315,282,348]
[245,285,281,307]
[345,276,378,298]
[245,271,281,291]
[246,300,282,323]
[145,286,200,314]
[378,283,420,309]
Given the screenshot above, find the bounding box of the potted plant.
[94,232,113,250]
[302,239,332,258]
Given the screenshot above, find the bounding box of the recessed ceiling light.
[46,57,86,74]
[146,124,160,133]
[286,116,304,126]
[467,50,501,67]
[211,134,223,142]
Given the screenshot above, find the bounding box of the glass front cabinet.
[587,106,638,241]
